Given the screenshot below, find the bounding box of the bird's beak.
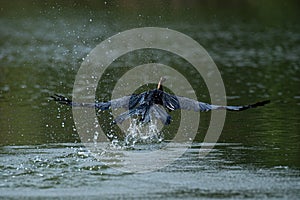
[157,77,166,89]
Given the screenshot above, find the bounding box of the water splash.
[124,118,163,147]
[92,117,164,152]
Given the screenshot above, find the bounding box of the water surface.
[1,1,300,199]
[1,143,299,199]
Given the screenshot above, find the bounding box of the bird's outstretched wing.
[51,94,143,110]
[162,93,270,112]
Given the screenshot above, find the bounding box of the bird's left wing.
[162,93,270,112]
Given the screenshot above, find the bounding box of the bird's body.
[52,77,270,125]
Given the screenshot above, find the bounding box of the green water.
[1,1,300,199]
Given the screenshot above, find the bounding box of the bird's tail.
[113,105,171,125]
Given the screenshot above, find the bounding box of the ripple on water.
[0,142,299,199]
[0,144,127,189]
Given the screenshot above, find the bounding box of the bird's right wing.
[51,94,143,111]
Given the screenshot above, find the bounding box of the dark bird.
[51,77,270,125]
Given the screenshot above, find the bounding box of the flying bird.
[51,77,270,125]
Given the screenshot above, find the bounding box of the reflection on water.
[1,0,300,199]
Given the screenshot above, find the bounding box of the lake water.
[1,1,300,199]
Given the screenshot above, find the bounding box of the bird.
[51,77,270,125]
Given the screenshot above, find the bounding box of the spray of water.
[104,117,163,150]
[125,118,163,147]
